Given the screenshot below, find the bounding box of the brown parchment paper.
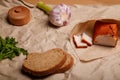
[70,19,120,61]
[1,0,120,80]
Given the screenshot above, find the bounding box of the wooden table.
[24,0,120,5]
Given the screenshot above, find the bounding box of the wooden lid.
[8,6,31,26]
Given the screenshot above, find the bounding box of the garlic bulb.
[37,2,71,27]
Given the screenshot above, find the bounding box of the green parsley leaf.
[0,36,28,61]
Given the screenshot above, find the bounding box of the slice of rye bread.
[22,48,67,77]
[56,52,74,73]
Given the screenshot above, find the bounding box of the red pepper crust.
[93,21,118,46]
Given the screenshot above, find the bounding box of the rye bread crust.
[56,53,74,73]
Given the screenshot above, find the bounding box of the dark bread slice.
[56,53,74,73]
[22,48,67,77]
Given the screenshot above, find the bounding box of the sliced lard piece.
[93,21,118,47]
[73,34,88,48]
[81,33,92,46]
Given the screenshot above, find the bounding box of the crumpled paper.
[1,0,120,80]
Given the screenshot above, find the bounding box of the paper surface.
[1,0,120,80]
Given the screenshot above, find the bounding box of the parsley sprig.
[0,36,28,60]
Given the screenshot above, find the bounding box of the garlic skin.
[49,4,71,27]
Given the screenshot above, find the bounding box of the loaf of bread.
[93,21,118,47]
[22,48,74,77]
[8,6,31,26]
